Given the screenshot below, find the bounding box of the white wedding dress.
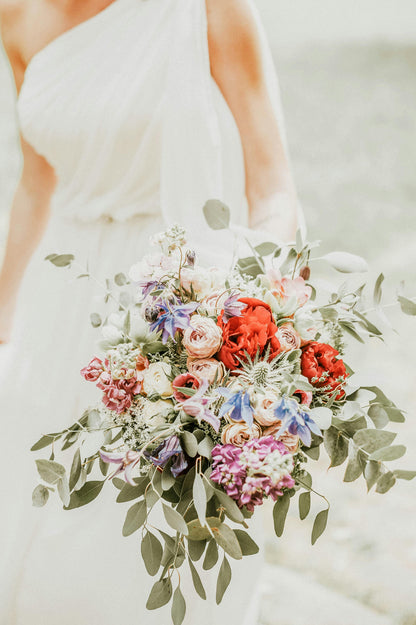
[0,0,303,622]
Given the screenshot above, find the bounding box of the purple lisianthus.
[222,292,246,323]
[211,436,295,511]
[99,449,142,485]
[148,435,188,477]
[217,387,254,427]
[150,298,199,343]
[182,379,220,432]
[138,280,165,300]
[274,397,321,447]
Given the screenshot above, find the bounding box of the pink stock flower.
[81,357,104,382]
[97,374,142,414]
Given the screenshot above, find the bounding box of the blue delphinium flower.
[217,387,254,427]
[150,299,199,343]
[274,397,321,447]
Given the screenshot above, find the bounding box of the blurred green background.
[1,1,415,623]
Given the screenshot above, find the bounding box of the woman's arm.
[206,0,298,240]
[0,7,56,342]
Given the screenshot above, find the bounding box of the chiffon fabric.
[0,0,302,622]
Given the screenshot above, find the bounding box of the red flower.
[301,342,348,400]
[217,297,281,370]
[172,373,201,402]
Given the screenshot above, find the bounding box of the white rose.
[180,266,212,298]
[142,399,173,428]
[143,362,173,398]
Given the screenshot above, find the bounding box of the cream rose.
[253,390,281,427]
[182,315,222,359]
[276,322,301,352]
[187,357,226,384]
[142,362,173,398]
[142,399,173,428]
[221,422,262,447]
[180,267,212,298]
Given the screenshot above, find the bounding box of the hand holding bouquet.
[33,202,415,623]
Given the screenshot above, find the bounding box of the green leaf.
[311,509,329,545]
[198,436,215,459]
[339,321,365,344]
[193,473,207,528]
[116,477,149,502]
[163,503,189,536]
[171,586,186,625]
[212,524,243,560]
[213,488,245,523]
[370,445,406,462]
[31,432,62,451]
[65,480,105,509]
[364,460,381,491]
[254,242,279,256]
[385,406,405,423]
[376,472,396,494]
[188,539,207,562]
[203,199,230,230]
[114,272,127,286]
[203,539,219,570]
[368,404,389,429]
[343,449,365,483]
[273,492,290,537]
[188,558,206,600]
[180,431,198,457]
[324,428,348,468]
[57,475,70,507]
[353,429,396,453]
[216,556,232,605]
[398,295,416,316]
[141,531,163,576]
[69,449,82,491]
[373,273,384,307]
[237,255,263,278]
[122,500,147,536]
[35,459,66,484]
[393,470,416,481]
[32,484,50,507]
[45,253,74,267]
[187,517,222,541]
[233,530,259,556]
[298,491,311,520]
[146,578,173,610]
[305,446,320,460]
[90,313,102,328]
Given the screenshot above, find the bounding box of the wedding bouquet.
[32,201,415,624]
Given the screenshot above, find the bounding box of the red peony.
[217,298,281,370]
[301,342,348,399]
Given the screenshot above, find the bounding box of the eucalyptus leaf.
[116,477,149,503]
[171,586,186,625]
[203,199,230,230]
[32,484,50,507]
[273,492,290,537]
[311,508,329,545]
[187,517,222,541]
[69,449,82,491]
[353,428,396,453]
[394,470,416,481]
[324,428,349,468]
[65,480,105,509]
[198,436,215,459]
[376,471,396,494]
[57,475,70,507]
[188,539,207,562]
[181,431,198,458]
[368,404,389,429]
[122,500,147,536]
[212,524,243,560]
[321,251,368,273]
[90,313,102,328]
[254,242,279,256]
[31,432,62,452]
[298,491,311,520]
[216,556,232,605]
[188,558,206,600]
[398,295,416,316]
[203,539,219,570]
[45,253,74,268]
[193,473,207,528]
[146,578,173,610]
[370,445,406,462]
[35,459,66,485]
[141,531,163,576]
[364,460,382,491]
[310,407,332,430]
[373,273,384,307]
[163,503,189,536]
[213,488,245,523]
[233,530,259,556]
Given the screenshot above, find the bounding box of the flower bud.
[185,250,196,267]
[300,266,311,281]
[144,305,159,323]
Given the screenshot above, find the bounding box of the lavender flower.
[222,292,246,323]
[274,397,322,447]
[217,387,254,427]
[150,299,199,343]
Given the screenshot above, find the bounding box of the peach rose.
[221,422,262,447]
[182,315,222,359]
[253,391,281,427]
[276,323,301,352]
[187,357,226,384]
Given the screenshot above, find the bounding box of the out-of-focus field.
[1,10,415,625]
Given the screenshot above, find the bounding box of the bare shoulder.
[206,0,263,86]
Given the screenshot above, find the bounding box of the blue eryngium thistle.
[149,299,199,343]
[217,387,254,427]
[274,397,321,447]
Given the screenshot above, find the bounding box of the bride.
[0,0,302,622]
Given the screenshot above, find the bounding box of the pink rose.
[276,323,301,352]
[81,357,104,382]
[221,422,262,447]
[172,373,201,402]
[187,358,226,384]
[182,315,222,359]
